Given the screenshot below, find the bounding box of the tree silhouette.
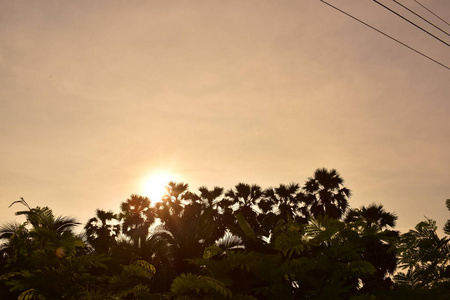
[4,170,449,299]
[262,183,308,224]
[345,204,400,293]
[395,218,450,290]
[119,194,155,250]
[346,203,397,228]
[198,186,224,209]
[302,168,351,219]
[144,227,177,292]
[224,183,263,233]
[0,199,103,299]
[444,199,450,235]
[155,182,221,275]
[84,209,119,254]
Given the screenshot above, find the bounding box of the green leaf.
[348,260,376,276]
[203,244,223,259]
[18,289,44,300]
[171,273,232,298]
[273,222,305,258]
[133,260,156,275]
[236,213,257,241]
[444,219,450,235]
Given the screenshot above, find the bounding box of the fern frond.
[18,288,44,300]
[171,273,232,298]
[133,260,156,275]
[273,222,305,258]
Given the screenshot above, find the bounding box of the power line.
[371,0,450,48]
[392,0,450,38]
[413,0,450,27]
[318,0,450,71]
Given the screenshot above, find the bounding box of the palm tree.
[157,183,207,271]
[155,182,228,275]
[119,194,155,250]
[0,199,100,299]
[225,183,263,209]
[345,203,397,228]
[198,186,223,209]
[262,183,308,223]
[302,168,351,219]
[145,227,177,292]
[0,221,30,272]
[11,198,79,235]
[84,209,120,254]
[345,204,399,292]
[224,183,263,231]
[6,198,81,258]
[197,186,230,241]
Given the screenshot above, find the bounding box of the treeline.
[0,168,449,299]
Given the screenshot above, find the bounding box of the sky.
[1,0,449,234]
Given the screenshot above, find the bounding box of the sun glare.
[141,172,174,204]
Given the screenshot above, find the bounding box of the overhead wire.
[371,0,450,48]
[391,0,450,38]
[413,0,450,27]
[318,0,450,71]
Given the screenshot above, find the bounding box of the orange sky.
[1,0,449,234]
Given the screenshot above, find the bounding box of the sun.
[140,172,174,204]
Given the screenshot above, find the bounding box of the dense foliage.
[1,168,449,299]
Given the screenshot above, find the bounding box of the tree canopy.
[1,169,449,299]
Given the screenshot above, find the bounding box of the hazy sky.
[1,0,449,234]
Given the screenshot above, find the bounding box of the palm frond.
[170,273,232,299]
